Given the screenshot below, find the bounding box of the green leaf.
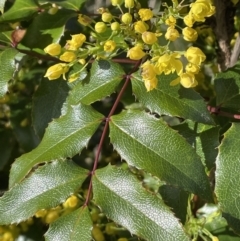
[109,110,212,201]
[223,212,240,235]
[9,103,103,187]
[131,72,214,125]
[214,62,240,111]
[159,185,189,224]
[45,0,86,10]
[0,48,18,98]
[0,0,38,22]
[67,60,125,105]
[215,123,240,219]
[172,120,219,170]
[21,9,77,49]
[45,206,92,241]
[32,78,69,138]
[0,160,88,225]
[0,130,15,170]
[93,165,190,241]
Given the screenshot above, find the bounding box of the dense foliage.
[0,0,240,240]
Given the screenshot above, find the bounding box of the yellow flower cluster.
[43,0,215,92]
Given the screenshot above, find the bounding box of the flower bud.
[125,0,134,8]
[138,8,153,21]
[59,51,76,62]
[48,7,58,15]
[44,43,61,56]
[134,21,148,34]
[127,46,145,60]
[183,14,195,27]
[121,13,132,24]
[165,16,176,26]
[104,40,116,52]
[95,22,107,33]
[165,27,179,41]
[111,22,120,31]
[102,12,113,22]
[180,72,198,88]
[111,0,123,6]
[44,63,69,80]
[142,31,157,44]
[182,27,198,41]
[66,34,86,50]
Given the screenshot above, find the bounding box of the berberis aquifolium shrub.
[0,0,240,240]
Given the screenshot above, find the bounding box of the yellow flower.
[141,60,157,81]
[183,14,195,27]
[182,27,198,41]
[144,77,158,91]
[185,46,206,65]
[165,16,176,26]
[125,0,134,8]
[190,0,215,22]
[59,51,76,62]
[185,63,200,74]
[104,40,116,52]
[165,27,180,41]
[66,34,86,50]
[180,72,198,88]
[127,46,145,60]
[121,13,132,24]
[95,22,107,33]
[134,21,148,34]
[78,14,92,26]
[102,12,113,22]
[155,53,183,75]
[44,43,61,56]
[138,9,153,21]
[142,31,157,45]
[44,63,69,80]
[111,22,120,31]
[111,0,123,6]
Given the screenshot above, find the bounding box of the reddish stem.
[84,59,142,206]
[208,105,240,120]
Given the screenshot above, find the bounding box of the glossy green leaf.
[67,60,125,105]
[0,0,38,22]
[93,165,190,241]
[159,185,189,224]
[0,160,88,225]
[131,72,214,125]
[0,48,18,98]
[21,9,77,49]
[215,123,240,219]
[214,62,240,111]
[32,78,69,138]
[172,120,219,170]
[45,206,92,241]
[109,110,212,201]
[9,103,103,187]
[46,0,86,10]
